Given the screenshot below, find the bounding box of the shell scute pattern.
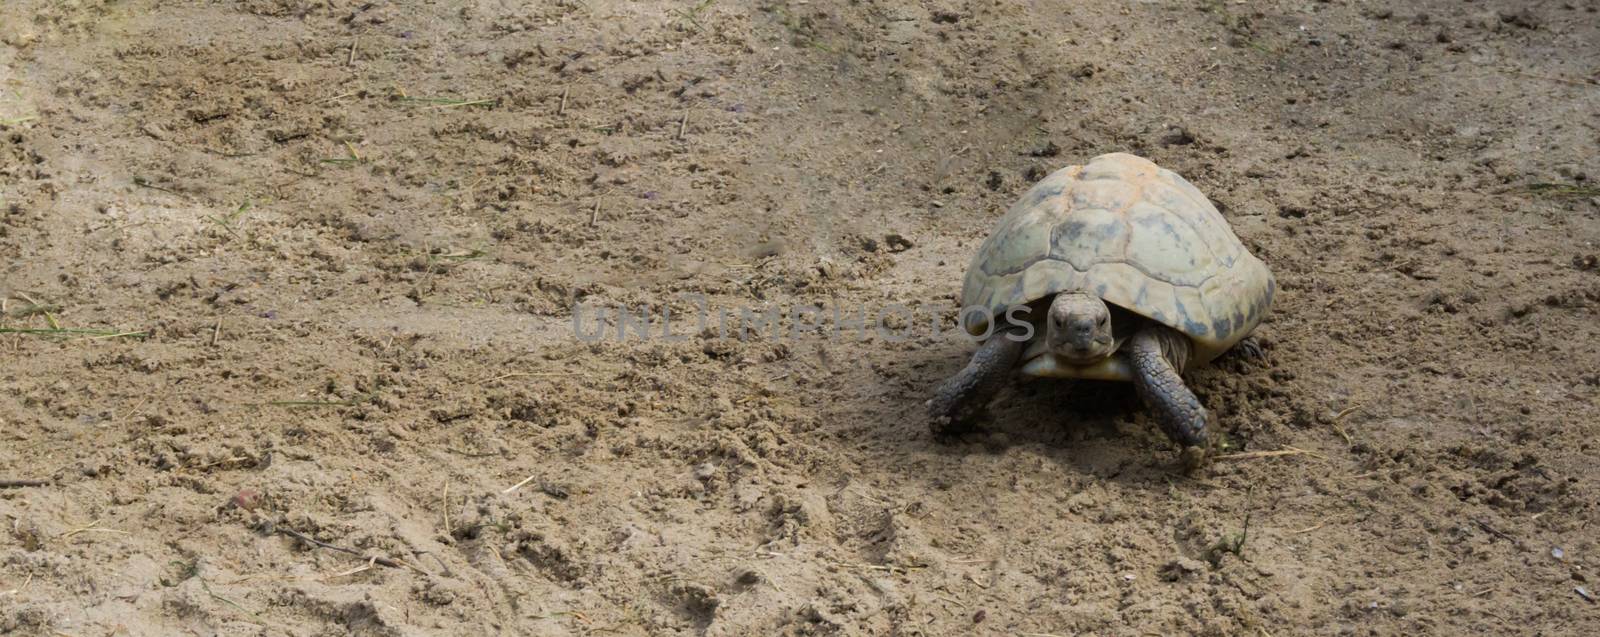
[1122,201,1214,286]
[1049,206,1125,272]
[959,153,1275,367]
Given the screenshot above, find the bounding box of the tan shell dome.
[959,152,1275,368]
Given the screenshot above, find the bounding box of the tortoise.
[926,152,1275,465]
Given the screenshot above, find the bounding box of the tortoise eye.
[1098,315,1109,327]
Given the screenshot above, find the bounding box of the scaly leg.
[1127,325,1213,466]
[926,326,1028,436]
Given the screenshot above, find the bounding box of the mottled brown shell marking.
[960,152,1275,370]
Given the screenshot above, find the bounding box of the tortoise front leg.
[926,326,1027,436]
[1127,325,1213,466]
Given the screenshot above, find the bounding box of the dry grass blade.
[503,474,538,494]
[1331,405,1360,444]
[0,327,148,339]
[329,557,378,579]
[1212,446,1327,462]
[200,578,257,617]
[1,573,34,596]
[58,519,131,540]
[205,199,252,238]
[400,96,497,109]
[4,302,60,319]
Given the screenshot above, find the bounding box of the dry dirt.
[2,1,1599,635]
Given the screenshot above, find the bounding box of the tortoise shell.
[959,152,1275,379]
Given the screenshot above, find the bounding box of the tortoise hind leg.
[1127,325,1213,466]
[926,326,1027,436]
[1234,335,1266,362]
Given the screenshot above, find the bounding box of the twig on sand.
[1522,182,1600,199]
[1473,518,1516,543]
[475,371,564,384]
[0,327,147,339]
[275,526,425,574]
[0,479,49,488]
[1504,70,1596,87]
[825,559,926,575]
[132,175,177,193]
[1212,446,1327,461]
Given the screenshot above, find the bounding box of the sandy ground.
[2,1,1598,635]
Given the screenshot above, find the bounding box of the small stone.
[1160,127,1196,147]
[1552,547,1566,560]
[1029,140,1061,157]
[884,233,914,252]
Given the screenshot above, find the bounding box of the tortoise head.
[1046,292,1115,364]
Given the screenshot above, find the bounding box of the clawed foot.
[1236,336,1267,362]
[1178,445,1209,473]
[925,397,983,438]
